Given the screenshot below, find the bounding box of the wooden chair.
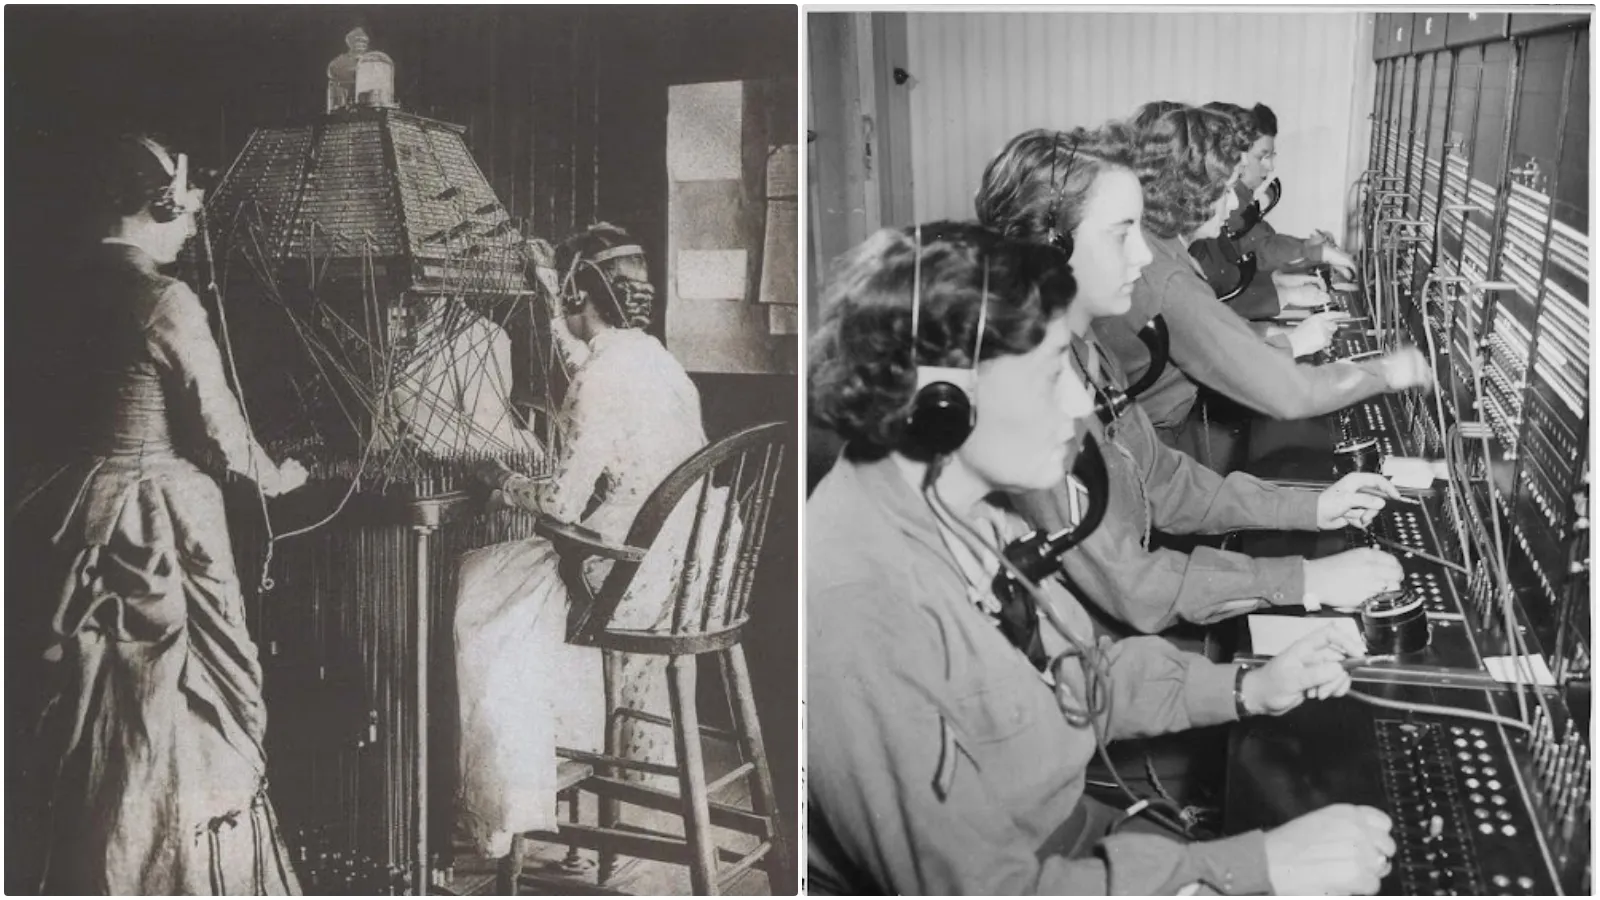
[498,422,793,895]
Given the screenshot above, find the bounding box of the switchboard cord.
[920,461,1193,839]
[200,208,373,593]
[1346,690,1532,735]
[1346,175,1556,730]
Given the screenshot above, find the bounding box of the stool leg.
[598,653,623,884]
[724,645,794,894]
[559,789,586,873]
[667,654,718,894]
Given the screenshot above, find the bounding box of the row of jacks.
[1528,706,1590,841]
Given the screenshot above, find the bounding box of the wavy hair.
[809,221,1077,460]
[1129,100,1190,131]
[1202,101,1262,146]
[1128,103,1248,240]
[974,122,1139,249]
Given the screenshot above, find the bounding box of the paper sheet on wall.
[767,142,797,196]
[677,249,747,300]
[759,144,799,307]
[667,82,743,182]
[1247,615,1365,656]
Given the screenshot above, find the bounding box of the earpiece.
[137,137,201,224]
[905,225,986,457]
[561,242,645,328]
[1044,136,1079,261]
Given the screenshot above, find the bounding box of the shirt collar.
[1144,226,1189,266]
[587,326,644,356]
[832,452,1012,595]
[99,238,158,273]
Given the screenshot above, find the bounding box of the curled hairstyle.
[1129,100,1189,131]
[809,221,1077,460]
[1252,103,1279,137]
[1129,103,1248,240]
[975,123,1139,249]
[555,222,654,330]
[1202,101,1262,146]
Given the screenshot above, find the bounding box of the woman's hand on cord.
[1381,347,1435,391]
[472,456,517,491]
[1286,311,1340,357]
[1273,271,1322,290]
[1265,804,1395,895]
[1279,283,1332,311]
[1302,548,1405,610]
[1318,244,1359,279]
[264,458,309,497]
[1241,624,1367,716]
[1316,472,1401,530]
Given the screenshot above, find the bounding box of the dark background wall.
[6,3,798,873]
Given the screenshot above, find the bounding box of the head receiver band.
[560,243,638,328]
[137,137,203,224]
[589,243,644,266]
[1044,135,1079,260]
[906,225,987,457]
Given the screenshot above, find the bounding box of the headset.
[559,240,645,328]
[134,136,204,224]
[1259,176,1283,218]
[1044,134,1080,261]
[1214,248,1258,302]
[1090,316,1171,425]
[1223,197,1263,242]
[904,224,987,457]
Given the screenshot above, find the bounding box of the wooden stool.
[500,423,794,895]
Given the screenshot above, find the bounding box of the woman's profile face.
[1069,168,1152,319]
[1240,135,1276,190]
[956,315,1095,493]
[1192,170,1242,241]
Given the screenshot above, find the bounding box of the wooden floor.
[436,737,775,896]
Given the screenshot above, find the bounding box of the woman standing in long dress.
[29,134,309,894]
[454,224,709,858]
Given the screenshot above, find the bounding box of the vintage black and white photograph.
[8,5,798,895]
[805,8,1590,895]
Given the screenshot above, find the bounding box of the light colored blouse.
[503,327,707,538]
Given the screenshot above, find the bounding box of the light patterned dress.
[454,325,708,857]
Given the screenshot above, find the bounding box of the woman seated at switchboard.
[454,223,709,858]
[1189,102,1360,322]
[807,219,1396,895]
[1094,102,1433,470]
[975,124,1406,635]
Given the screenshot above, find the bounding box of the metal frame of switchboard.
[1362,14,1591,894]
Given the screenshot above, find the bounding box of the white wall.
[906,11,1374,240]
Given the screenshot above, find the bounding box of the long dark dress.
[32,242,301,894]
